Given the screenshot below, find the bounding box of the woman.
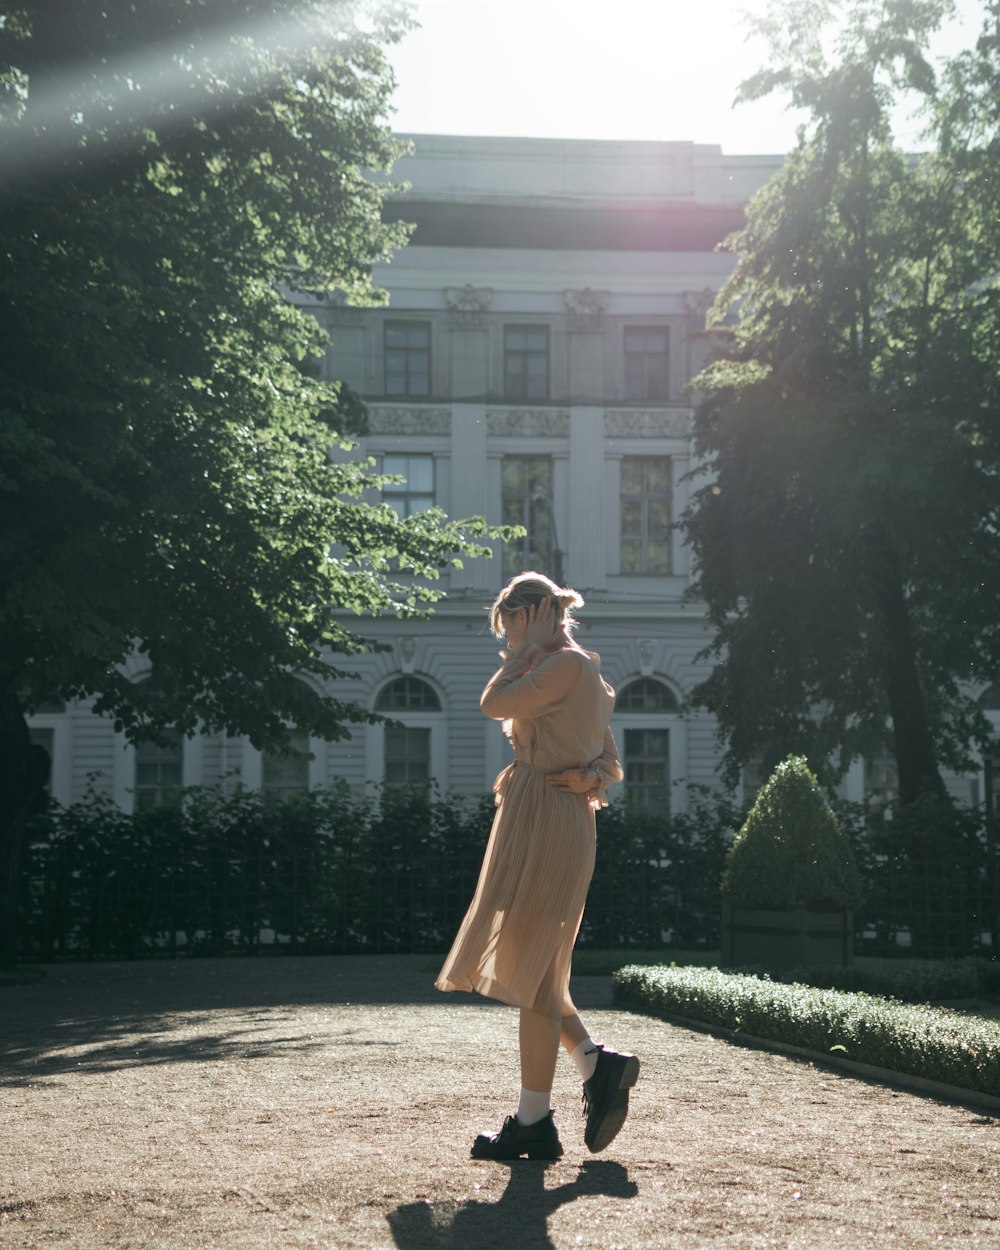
[436,572,639,1160]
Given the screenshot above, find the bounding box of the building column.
[450,404,491,590]
[566,407,607,591]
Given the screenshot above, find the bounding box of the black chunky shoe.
[582,1045,640,1153]
[471,1111,564,1160]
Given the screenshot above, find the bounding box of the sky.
[385,0,989,155]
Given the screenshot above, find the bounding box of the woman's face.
[501,606,528,647]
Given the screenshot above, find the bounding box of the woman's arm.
[589,727,624,788]
[480,648,582,720]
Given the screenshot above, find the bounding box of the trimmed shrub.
[614,963,1000,1098]
[722,756,862,910]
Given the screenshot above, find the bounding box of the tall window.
[623,729,671,812]
[262,729,311,803]
[615,679,679,812]
[620,456,671,575]
[384,321,431,397]
[376,677,441,788]
[864,744,898,812]
[382,454,435,518]
[624,326,669,401]
[135,733,184,810]
[502,456,555,577]
[504,325,549,399]
[27,729,54,797]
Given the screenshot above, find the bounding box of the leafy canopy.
[0,0,506,750]
[684,0,1000,801]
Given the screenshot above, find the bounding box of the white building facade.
[35,134,989,813]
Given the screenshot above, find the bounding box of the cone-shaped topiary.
[722,756,862,910]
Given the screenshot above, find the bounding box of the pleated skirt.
[435,760,597,1022]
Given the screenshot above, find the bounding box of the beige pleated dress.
[435,643,623,1022]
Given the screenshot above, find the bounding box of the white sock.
[516,1087,551,1126]
[570,1039,600,1082]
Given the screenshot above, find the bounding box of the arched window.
[133,675,184,809]
[376,677,442,713]
[613,678,681,812]
[262,728,311,802]
[614,677,678,714]
[135,733,184,810]
[374,676,442,788]
[259,679,318,800]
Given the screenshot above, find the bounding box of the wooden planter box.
[721,902,854,974]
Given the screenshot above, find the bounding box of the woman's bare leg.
[560,1011,590,1054]
[519,1007,561,1092]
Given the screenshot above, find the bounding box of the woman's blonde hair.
[488,571,585,639]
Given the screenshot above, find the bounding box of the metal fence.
[16,784,1000,963]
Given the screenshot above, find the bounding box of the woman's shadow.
[387,1159,638,1250]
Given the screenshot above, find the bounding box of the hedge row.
[613,963,1000,1099]
[18,782,732,959]
[776,956,1000,1002]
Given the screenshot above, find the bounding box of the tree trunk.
[0,687,49,968]
[871,543,948,806]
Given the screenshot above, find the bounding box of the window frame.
[611,677,686,813]
[383,320,432,398]
[381,453,436,519]
[623,324,670,402]
[619,455,673,577]
[503,323,550,400]
[500,454,556,578]
[367,674,447,791]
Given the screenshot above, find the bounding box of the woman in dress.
[436,572,640,1160]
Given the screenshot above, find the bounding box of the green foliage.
[19,782,495,959]
[722,756,862,909]
[0,0,506,752]
[614,963,1000,1098]
[17,783,743,959]
[584,785,740,949]
[684,0,1000,802]
[783,956,984,1001]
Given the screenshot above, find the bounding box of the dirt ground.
[2,954,999,1250]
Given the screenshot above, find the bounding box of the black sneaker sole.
[586,1054,640,1153]
[470,1140,565,1160]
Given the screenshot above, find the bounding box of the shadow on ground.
[388,1159,638,1250]
[0,955,609,1086]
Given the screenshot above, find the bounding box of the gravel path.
[2,954,999,1249]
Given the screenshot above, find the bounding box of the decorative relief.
[487,410,571,438]
[324,293,368,326]
[366,408,451,436]
[682,287,717,331]
[325,305,365,326]
[398,637,417,674]
[638,639,656,677]
[605,411,692,439]
[445,284,494,328]
[564,288,610,331]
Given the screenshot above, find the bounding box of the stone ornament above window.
[444,284,494,327]
[683,288,716,326]
[487,411,571,438]
[564,288,610,331]
[367,409,451,435]
[606,411,691,439]
[324,293,365,326]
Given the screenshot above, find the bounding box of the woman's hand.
[523,596,562,648]
[547,767,598,794]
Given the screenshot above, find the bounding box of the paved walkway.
[2,955,999,1249]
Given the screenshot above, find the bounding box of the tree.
[0,1,505,965]
[683,0,1000,803]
